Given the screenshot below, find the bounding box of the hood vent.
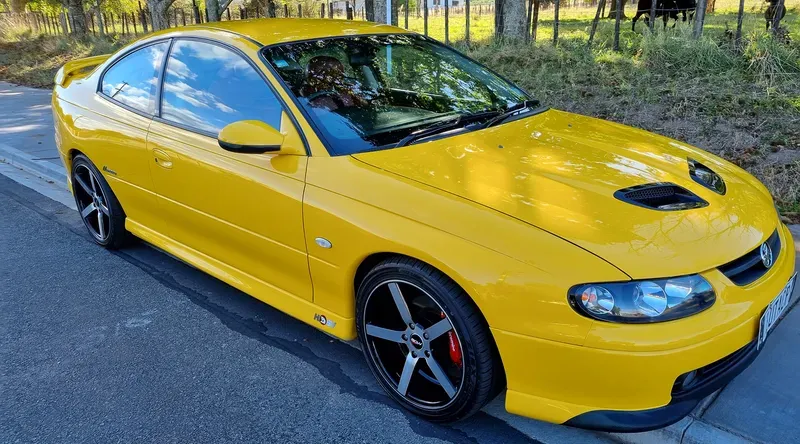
[614,183,708,211]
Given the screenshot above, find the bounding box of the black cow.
[632,0,679,31]
[765,0,787,30]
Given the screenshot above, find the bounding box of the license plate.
[758,273,796,349]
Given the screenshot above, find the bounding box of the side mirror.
[218,120,284,154]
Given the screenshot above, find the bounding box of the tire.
[356,256,503,422]
[71,154,129,249]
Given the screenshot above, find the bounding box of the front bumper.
[495,223,795,432]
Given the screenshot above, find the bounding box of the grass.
[1,2,799,215]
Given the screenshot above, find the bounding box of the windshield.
[262,34,531,155]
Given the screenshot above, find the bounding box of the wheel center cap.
[409,334,424,349]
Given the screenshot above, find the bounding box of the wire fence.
[0,0,794,48]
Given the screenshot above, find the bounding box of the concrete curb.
[0,142,67,186]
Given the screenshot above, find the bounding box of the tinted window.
[263,34,529,155]
[161,40,283,136]
[101,42,169,114]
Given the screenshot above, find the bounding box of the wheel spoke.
[89,172,98,193]
[366,324,405,343]
[74,174,93,195]
[388,282,414,326]
[425,318,452,341]
[397,352,418,396]
[425,355,457,398]
[97,211,105,239]
[97,201,110,215]
[80,202,96,219]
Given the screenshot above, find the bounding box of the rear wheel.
[356,257,502,422]
[71,154,128,249]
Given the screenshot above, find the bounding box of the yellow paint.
[52,19,793,425]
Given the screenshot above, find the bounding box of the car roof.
[189,18,412,47]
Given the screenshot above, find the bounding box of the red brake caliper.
[441,312,462,368]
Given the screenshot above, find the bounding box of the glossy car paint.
[52,19,793,426]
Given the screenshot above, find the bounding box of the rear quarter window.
[101,42,170,115]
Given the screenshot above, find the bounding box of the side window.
[101,42,169,115]
[161,40,283,136]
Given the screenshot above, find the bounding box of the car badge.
[760,242,773,269]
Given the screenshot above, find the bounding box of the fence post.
[320,3,325,18]
[553,0,560,44]
[299,4,303,17]
[648,0,656,31]
[587,0,604,45]
[465,0,471,44]
[771,0,785,33]
[423,0,428,35]
[613,0,621,50]
[444,0,449,44]
[525,0,533,42]
[693,0,707,38]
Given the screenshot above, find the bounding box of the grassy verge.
[1,15,799,217]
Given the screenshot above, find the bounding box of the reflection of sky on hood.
[161,40,281,136]
[102,42,169,114]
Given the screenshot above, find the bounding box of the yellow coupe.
[52,19,795,431]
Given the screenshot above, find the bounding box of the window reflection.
[263,34,529,155]
[161,40,282,136]
[101,42,169,115]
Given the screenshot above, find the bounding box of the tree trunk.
[94,0,105,35]
[10,0,28,13]
[365,0,374,21]
[495,0,526,40]
[206,0,220,21]
[734,0,744,44]
[66,0,87,33]
[607,0,627,19]
[147,0,174,31]
[613,0,621,51]
[374,0,387,22]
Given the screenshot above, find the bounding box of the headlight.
[568,275,715,323]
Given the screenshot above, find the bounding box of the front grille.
[672,341,757,399]
[614,183,708,211]
[718,230,780,286]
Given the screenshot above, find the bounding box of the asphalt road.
[0,173,615,443]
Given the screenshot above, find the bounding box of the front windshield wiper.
[481,100,541,129]
[394,110,502,148]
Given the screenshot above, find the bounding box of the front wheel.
[356,257,503,422]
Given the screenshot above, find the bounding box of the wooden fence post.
[298,4,303,18]
[693,0,707,38]
[444,0,449,44]
[465,0,471,44]
[423,0,428,35]
[588,0,605,45]
[553,0,560,44]
[613,0,621,50]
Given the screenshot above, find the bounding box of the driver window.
[160,39,282,136]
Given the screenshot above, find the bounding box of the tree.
[146,0,175,30]
[205,0,234,21]
[495,0,526,40]
[10,0,29,12]
[63,0,87,33]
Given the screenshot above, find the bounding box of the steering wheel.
[306,90,346,109]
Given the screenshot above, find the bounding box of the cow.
[765,0,787,30]
[632,0,679,31]
[676,0,697,23]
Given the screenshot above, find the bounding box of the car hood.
[353,109,777,278]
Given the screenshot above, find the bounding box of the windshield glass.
[262,34,530,155]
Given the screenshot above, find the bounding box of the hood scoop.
[614,183,708,211]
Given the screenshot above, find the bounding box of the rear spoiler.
[54,54,111,87]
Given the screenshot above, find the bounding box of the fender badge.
[314,313,336,328]
[102,166,117,175]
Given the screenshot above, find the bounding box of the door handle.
[153,149,173,169]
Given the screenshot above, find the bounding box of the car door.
[82,41,172,236]
[146,38,312,302]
